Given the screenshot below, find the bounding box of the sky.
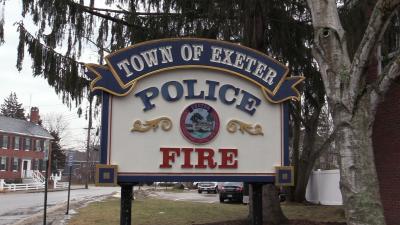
[0,1,97,150]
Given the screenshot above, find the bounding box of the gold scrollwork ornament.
[226,119,263,136]
[131,117,172,132]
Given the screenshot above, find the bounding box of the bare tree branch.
[349,0,400,102]
[312,127,337,158]
[370,51,400,113]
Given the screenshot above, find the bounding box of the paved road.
[0,186,119,225]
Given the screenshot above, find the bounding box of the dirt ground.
[197,219,346,225]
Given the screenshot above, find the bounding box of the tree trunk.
[249,184,289,224]
[293,158,315,202]
[262,184,289,225]
[333,95,385,225]
[289,102,301,202]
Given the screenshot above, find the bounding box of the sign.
[86,38,303,183]
[95,164,118,186]
[68,152,74,167]
[275,166,294,186]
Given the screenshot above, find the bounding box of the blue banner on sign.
[86,38,303,103]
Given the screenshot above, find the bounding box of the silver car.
[197,182,218,193]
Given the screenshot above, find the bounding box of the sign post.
[87,38,302,224]
[66,152,74,215]
[43,140,50,225]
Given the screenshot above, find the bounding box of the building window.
[44,140,50,157]
[2,135,8,149]
[25,138,31,151]
[13,158,19,171]
[0,157,6,171]
[35,140,42,151]
[14,136,20,150]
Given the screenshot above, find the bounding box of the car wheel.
[198,190,202,194]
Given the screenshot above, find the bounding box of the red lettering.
[159,147,180,168]
[181,148,194,168]
[219,148,238,168]
[159,147,239,169]
[195,148,217,169]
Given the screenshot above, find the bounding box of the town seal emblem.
[180,103,220,144]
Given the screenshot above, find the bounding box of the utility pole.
[84,96,93,189]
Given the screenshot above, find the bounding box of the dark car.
[219,182,243,203]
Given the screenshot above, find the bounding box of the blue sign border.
[91,38,296,183]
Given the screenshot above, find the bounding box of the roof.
[0,116,53,139]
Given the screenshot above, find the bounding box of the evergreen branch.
[89,4,182,16]
[19,24,85,66]
[66,0,134,27]
[83,35,111,54]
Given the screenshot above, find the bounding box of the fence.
[0,179,44,191]
[305,169,343,205]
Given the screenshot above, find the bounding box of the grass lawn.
[68,197,344,225]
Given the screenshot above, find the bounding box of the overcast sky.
[0,1,97,150]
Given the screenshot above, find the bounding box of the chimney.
[30,107,40,124]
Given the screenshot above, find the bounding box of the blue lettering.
[134,86,159,111]
[236,90,261,115]
[219,84,239,105]
[161,81,184,102]
[184,80,204,99]
[205,80,219,101]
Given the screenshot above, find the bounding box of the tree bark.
[306,0,400,224]
[294,158,315,202]
[262,184,289,225]
[333,94,385,225]
[249,184,289,225]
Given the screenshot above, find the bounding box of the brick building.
[0,107,53,182]
[373,81,400,225]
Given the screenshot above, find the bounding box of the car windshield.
[223,182,242,186]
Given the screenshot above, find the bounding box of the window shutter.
[0,135,3,147]
[20,138,24,150]
[18,159,22,171]
[30,139,33,150]
[11,136,15,149]
[39,159,43,171]
[31,159,35,170]
[41,140,44,152]
[0,157,2,170]
[5,157,9,171]
[7,136,10,149]
[10,157,14,171]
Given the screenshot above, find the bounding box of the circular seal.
[180,103,220,144]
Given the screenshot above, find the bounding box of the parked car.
[219,182,244,203]
[197,182,218,193]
